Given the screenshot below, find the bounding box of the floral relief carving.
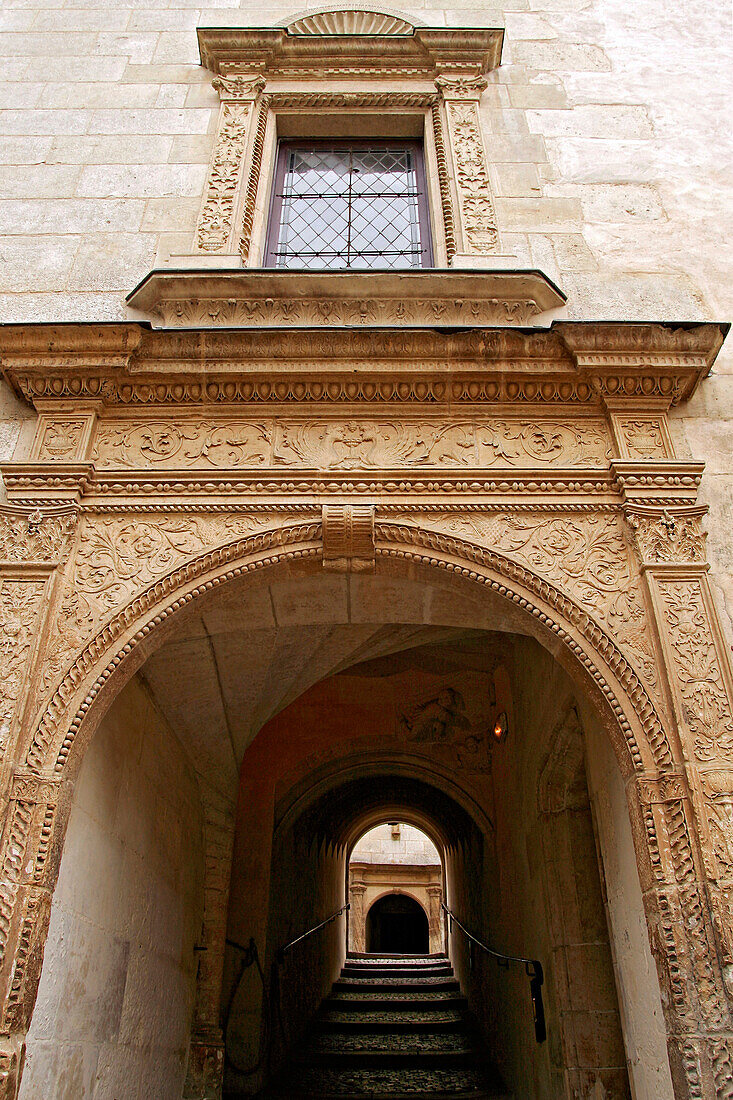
[94,422,271,468]
[701,772,733,879]
[658,581,733,762]
[629,510,707,565]
[92,419,612,470]
[0,582,46,756]
[30,513,279,714]
[445,99,498,253]
[417,511,660,693]
[0,511,76,564]
[195,102,251,253]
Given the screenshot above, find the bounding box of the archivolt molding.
[15,513,677,786]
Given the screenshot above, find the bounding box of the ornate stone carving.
[0,509,76,564]
[195,101,251,253]
[322,505,375,573]
[153,294,540,329]
[629,509,707,565]
[701,772,733,880]
[657,580,733,762]
[33,418,87,461]
[211,75,265,102]
[93,418,611,471]
[286,10,414,36]
[0,582,46,756]
[618,417,670,459]
[239,94,269,263]
[440,85,498,254]
[30,514,276,721]
[417,511,660,698]
[436,75,488,101]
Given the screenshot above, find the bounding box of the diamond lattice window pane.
[270,143,429,269]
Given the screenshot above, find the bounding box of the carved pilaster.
[195,76,265,255]
[29,402,102,463]
[436,75,499,256]
[0,773,64,1040]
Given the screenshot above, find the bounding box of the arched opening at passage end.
[365,894,430,954]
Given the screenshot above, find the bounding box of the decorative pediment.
[285,7,416,37]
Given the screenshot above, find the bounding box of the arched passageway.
[19,563,675,1100]
[366,895,429,955]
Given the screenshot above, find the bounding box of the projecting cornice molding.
[196,22,503,80]
[0,322,725,413]
[125,268,565,329]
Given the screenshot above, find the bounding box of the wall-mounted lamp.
[492,711,508,744]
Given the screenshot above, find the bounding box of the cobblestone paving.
[295,1066,488,1093]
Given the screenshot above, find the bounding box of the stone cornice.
[125,268,566,330]
[196,25,503,81]
[0,322,725,412]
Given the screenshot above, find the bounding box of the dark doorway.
[365,894,429,954]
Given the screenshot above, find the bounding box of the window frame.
[263,137,434,271]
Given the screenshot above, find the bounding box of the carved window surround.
[125,10,545,328]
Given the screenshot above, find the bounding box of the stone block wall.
[18,676,204,1100]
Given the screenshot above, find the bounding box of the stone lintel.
[125,268,565,330]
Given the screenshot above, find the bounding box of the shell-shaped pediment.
[285,5,417,36]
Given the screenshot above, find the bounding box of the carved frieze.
[92,418,612,470]
[657,580,733,762]
[32,419,87,461]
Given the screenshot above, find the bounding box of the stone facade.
[0,2,731,1099]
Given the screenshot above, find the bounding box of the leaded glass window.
[265,141,432,269]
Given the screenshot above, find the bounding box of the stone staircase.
[265,954,508,1098]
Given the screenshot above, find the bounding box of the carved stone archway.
[0,319,731,1099]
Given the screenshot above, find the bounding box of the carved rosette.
[195,77,265,254]
[437,75,499,255]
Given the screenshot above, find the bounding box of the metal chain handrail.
[441,902,546,1044]
[276,902,350,964]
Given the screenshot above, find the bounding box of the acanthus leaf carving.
[0,509,77,564]
[629,508,707,565]
[658,581,733,762]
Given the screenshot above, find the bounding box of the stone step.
[308,1030,476,1055]
[319,1006,467,1026]
[334,976,460,992]
[272,1064,502,1096]
[326,990,466,1008]
[343,965,453,980]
